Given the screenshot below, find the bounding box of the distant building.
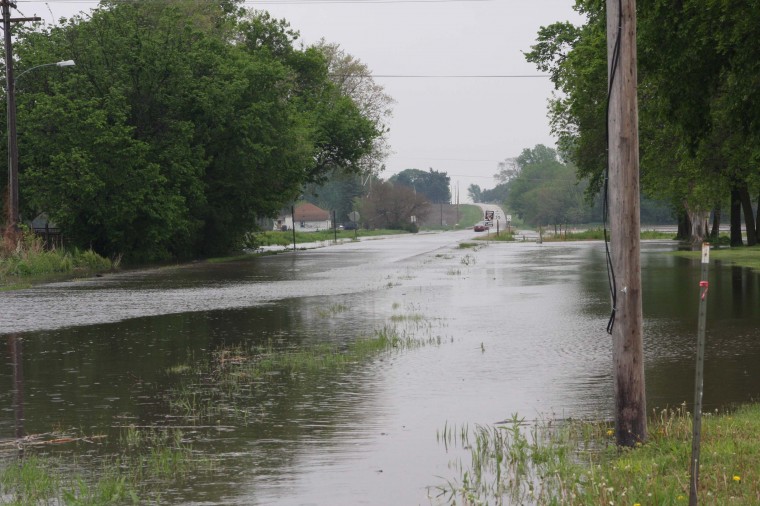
[274,203,332,231]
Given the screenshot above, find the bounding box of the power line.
[18,0,493,4]
[360,74,548,78]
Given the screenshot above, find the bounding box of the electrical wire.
[604,0,622,335]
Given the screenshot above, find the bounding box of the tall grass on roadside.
[0,226,112,283]
[432,403,760,505]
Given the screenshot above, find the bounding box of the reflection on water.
[0,237,758,504]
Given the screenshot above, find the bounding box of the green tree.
[506,145,589,227]
[6,2,379,260]
[389,168,451,203]
[467,184,483,203]
[526,0,760,245]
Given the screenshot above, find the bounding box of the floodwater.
[1,231,759,505]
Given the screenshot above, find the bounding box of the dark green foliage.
[6,2,378,261]
[389,168,452,204]
[525,0,760,243]
[506,145,590,227]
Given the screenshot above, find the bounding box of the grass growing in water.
[0,426,209,504]
[316,303,350,318]
[433,404,760,505]
[167,324,445,424]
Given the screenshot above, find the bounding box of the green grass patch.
[0,247,113,286]
[672,244,760,271]
[475,231,515,242]
[458,242,479,249]
[1,227,113,287]
[538,228,675,241]
[254,228,406,247]
[641,229,677,240]
[433,403,760,505]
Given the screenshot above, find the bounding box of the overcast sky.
[23,0,584,203]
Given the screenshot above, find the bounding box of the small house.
[274,203,332,231]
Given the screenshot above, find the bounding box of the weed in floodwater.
[0,426,210,504]
[166,322,446,425]
[446,268,462,276]
[316,303,350,318]
[389,313,425,323]
[458,242,479,249]
[460,254,476,266]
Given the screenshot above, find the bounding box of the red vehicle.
[473,222,488,232]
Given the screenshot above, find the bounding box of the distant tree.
[389,168,451,203]
[356,181,429,231]
[506,145,589,227]
[480,183,509,204]
[468,184,483,203]
[303,171,364,224]
[494,158,520,184]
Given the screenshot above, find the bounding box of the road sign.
[349,211,360,222]
[484,210,494,220]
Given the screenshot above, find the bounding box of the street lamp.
[14,60,76,84]
[5,59,75,231]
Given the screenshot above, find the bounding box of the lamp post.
[5,59,75,231]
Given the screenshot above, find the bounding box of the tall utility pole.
[2,0,40,231]
[607,0,646,446]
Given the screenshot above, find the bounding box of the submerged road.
[2,231,756,505]
[0,230,481,334]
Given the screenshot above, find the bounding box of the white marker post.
[689,242,710,506]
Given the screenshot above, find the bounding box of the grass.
[475,231,515,242]
[316,303,350,318]
[459,205,487,228]
[166,321,446,425]
[253,228,406,247]
[672,244,760,272]
[432,403,760,505]
[539,227,676,241]
[1,228,113,287]
[0,426,209,504]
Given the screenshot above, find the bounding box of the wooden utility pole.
[607,0,646,446]
[2,0,40,231]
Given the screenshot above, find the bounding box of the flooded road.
[1,231,759,504]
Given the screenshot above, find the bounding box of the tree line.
[304,167,451,231]
[468,144,671,229]
[524,0,760,245]
[1,0,384,261]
